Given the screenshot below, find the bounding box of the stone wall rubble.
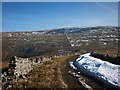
[1,52,81,89]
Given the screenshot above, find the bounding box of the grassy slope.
[12,53,105,89]
[2,33,73,62]
[13,55,73,88]
[2,32,73,73]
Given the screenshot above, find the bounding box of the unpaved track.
[60,55,104,89]
[60,55,86,89]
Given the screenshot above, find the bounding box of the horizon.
[1,25,117,33]
[2,2,118,32]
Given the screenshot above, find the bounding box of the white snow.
[69,62,77,70]
[81,40,89,42]
[72,53,120,87]
[8,33,12,37]
[103,42,107,45]
[71,44,74,47]
[32,31,41,35]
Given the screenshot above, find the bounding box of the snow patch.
[72,53,120,87]
[69,62,77,70]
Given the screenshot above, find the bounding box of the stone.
[22,75,27,79]
[4,83,9,89]
[35,58,39,63]
[2,53,70,89]
[8,84,12,88]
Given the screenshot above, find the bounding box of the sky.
[2,2,118,32]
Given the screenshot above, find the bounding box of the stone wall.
[14,56,35,78]
[1,52,81,89]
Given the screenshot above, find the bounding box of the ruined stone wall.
[1,52,81,89]
[14,56,35,77]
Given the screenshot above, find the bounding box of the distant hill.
[2,26,119,62]
[41,26,118,34]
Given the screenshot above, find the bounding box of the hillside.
[2,26,119,62]
[3,54,107,89]
[1,26,119,72]
[1,26,120,89]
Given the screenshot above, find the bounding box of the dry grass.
[2,32,73,62]
[13,55,73,89]
[1,61,9,73]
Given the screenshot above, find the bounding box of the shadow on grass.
[91,52,120,65]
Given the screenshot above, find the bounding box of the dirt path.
[60,55,104,89]
[11,55,108,89]
[60,55,85,88]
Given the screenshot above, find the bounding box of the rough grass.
[1,61,9,73]
[13,55,72,89]
[2,26,119,63]
[91,51,120,65]
[2,32,73,64]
